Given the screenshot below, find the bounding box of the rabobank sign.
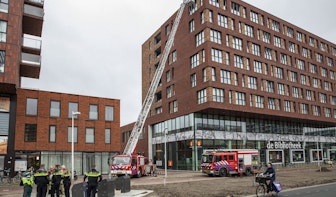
[266,141,302,149]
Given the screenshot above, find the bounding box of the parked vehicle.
[201,149,259,177]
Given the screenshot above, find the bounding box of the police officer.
[21,171,34,197]
[34,164,49,197]
[50,165,63,197]
[83,165,102,197]
[62,168,71,197]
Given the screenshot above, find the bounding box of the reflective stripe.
[85,172,101,177]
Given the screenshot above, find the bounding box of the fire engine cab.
[201,149,259,177]
[110,154,156,177]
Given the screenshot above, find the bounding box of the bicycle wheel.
[256,184,266,197]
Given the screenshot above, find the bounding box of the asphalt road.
[278,182,336,197]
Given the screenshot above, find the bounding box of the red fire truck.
[201,149,259,177]
[110,154,156,177]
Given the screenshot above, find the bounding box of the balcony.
[20,52,41,79]
[23,1,44,37]
[22,35,42,55]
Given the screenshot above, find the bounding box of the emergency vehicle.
[201,149,259,177]
[110,154,156,177]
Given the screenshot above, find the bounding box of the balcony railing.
[24,4,44,18]
[23,36,42,50]
[21,52,41,66]
[27,0,44,5]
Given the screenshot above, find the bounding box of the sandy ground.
[131,165,336,197]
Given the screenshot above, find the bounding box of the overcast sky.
[21,0,336,126]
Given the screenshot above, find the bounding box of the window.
[266,80,274,93]
[231,36,242,51]
[0,50,4,73]
[284,100,291,112]
[244,24,254,37]
[189,20,195,32]
[312,78,319,88]
[89,104,98,120]
[320,42,326,52]
[212,88,224,102]
[211,48,223,63]
[49,125,56,143]
[302,47,308,58]
[220,69,231,84]
[327,57,333,67]
[325,108,331,118]
[191,74,197,87]
[251,43,260,56]
[321,67,327,77]
[268,98,276,110]
[172,51,177,62]
[296,32,303,42]
[235,92,246,105]
[250,11,258,23]
[248,76,257,89]
[263,31,271,44]
[289,42,295,53]
[210,29,222,44]
[218,14,228,28]
[166,85,174,98]
[316,53,323,63]
[234,54,243,68]
[297,59,305,70]
[105,128,111,144]
[330,71,335,80]
[196,31,205,47]
[306,90,312,101]
[255,95,264,108]
[271,20,280,32]
[276,67,283,79]
[68,127,78,143]
[50,100,60,117]
[0,0,8,13]
[0,20,7,42]
[274,36,281,48]
[211,67,216,81]
[253,61,262,73]
[280,53,287,65]
[292,87,299,98]
[300,74,306,85]
[310,64,317,74]
[169,100,178,113]
[166,70,171,82]
[301,103,308,114]
[289,71,298,82]
[320,93,327,103]
[278,83,285,95]
[105,106,114,121]
[85,128,95,143]
[231,2,240,16]
[264,48,272,60]
[68,102,78,118]
[191,53,200,68]
[197,89,207,104]
[287,27,294,38]
[24,124,37,142]
[26,98,38,116]
[210,0,219,7]
[309,37,315,47]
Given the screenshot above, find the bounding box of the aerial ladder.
[123,0,194,155]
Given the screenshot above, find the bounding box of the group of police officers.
[21,164,102,197]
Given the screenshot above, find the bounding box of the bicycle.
[0,169,12,184]
[255,173,281,197]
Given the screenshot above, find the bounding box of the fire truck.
[201,149,259,177]
[110,0,194,177]
[110,154,156,177]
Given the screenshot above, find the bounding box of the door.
[84,153,95,173]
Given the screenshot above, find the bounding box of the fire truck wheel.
[245,168,252,176]
[137,168,142,178]
[219,168,228,177]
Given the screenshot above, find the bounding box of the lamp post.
[164,128,168,179]
[71,111,80,180]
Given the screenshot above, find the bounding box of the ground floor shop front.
[149,113,336,171]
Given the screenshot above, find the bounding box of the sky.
[21,0,336,126]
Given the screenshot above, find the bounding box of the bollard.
[98,179,115,197]
[121,175,131,193]
[72,182,87,197]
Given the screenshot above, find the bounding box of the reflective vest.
[22,176,34,186]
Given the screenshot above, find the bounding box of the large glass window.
[26,98,38,116]
[105,106,114,121]
[50,100,60,117]
[85,128,95,143]
[0,50,4,73]
[49,125,56,143]
[105,129,111,144]
[68,127,78,143]
[24,124,37,142]
[89,104,98,120]
[68,102,78,118]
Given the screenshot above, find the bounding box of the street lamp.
[164,128,168,179]
[71,111,80,180]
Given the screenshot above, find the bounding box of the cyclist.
[263,162,276,195]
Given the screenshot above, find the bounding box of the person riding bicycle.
[263,162,276,195]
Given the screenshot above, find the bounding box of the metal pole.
[71,112,74,181]
[164,128,167,179]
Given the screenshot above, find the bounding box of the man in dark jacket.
[50,165,63,197]
[263,162,276,195]
[34,164,50,197]
[83,165,102,197]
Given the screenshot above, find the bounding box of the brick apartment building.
[131,0,336,170]
[0,0,121,175]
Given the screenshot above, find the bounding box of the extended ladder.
[123,0,194,155]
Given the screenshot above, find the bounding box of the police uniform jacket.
[84,169,102,186]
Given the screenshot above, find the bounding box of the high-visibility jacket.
[84,169,102,186]
[22,176,34,186]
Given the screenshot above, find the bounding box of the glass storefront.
[151,113,336,171]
